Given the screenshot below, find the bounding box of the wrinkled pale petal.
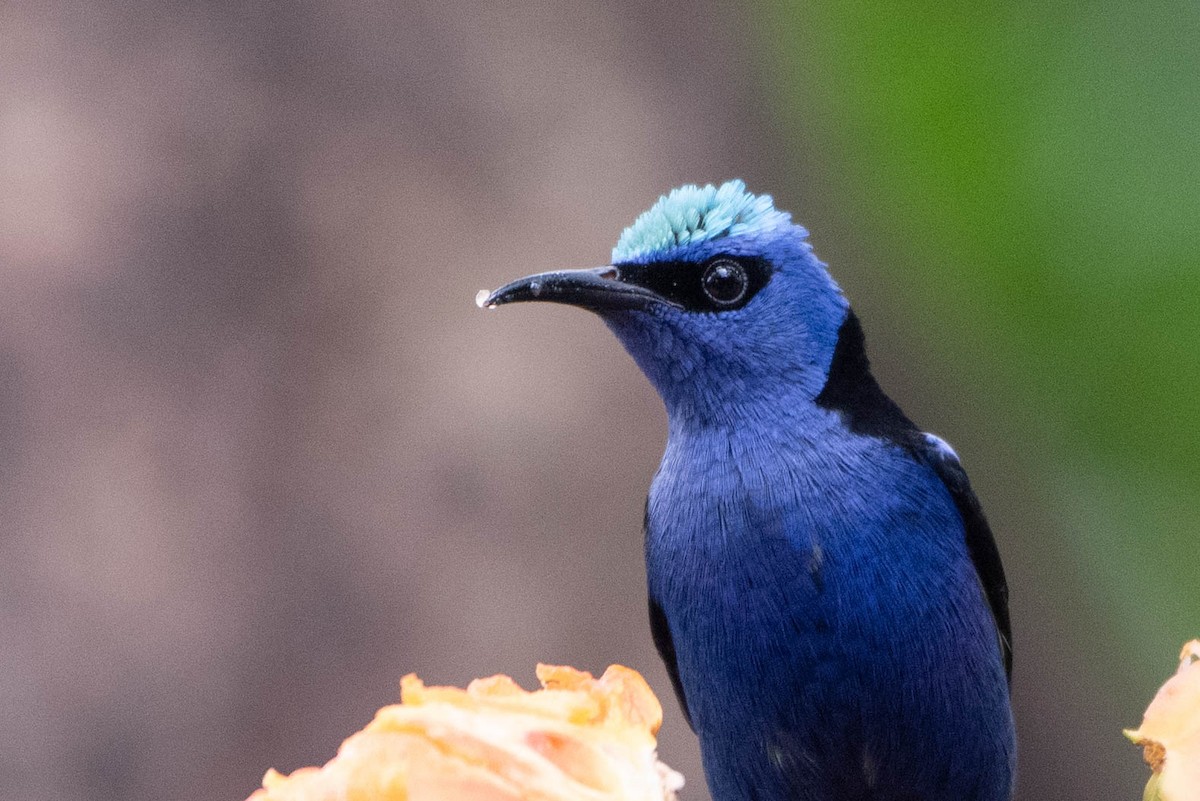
[247,664,683,801]
[1125,641,1200,801]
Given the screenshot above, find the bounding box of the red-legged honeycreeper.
[481,181,1015,801]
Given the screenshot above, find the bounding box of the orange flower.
[1126,641,1200,801]
[248,664,682,801]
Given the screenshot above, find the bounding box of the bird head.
[482,181,849,426]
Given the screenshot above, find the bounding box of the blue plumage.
[484,182,1014,801]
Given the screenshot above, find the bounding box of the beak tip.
[475,289,496,309]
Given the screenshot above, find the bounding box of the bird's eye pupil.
[701,260,748,306]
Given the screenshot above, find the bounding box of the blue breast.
[645,416,1014,801]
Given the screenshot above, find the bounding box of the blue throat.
[603,231,848,429]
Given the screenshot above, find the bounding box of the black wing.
[645,498,694,729]
[649,594,693,729]
[816,309,1013,683]
[913,433,1013,682]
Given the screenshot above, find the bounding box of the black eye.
[701,259,748,306]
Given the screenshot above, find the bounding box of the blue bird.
[482,181,1014,801]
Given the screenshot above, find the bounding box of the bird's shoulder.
[907,431,1013,680]
[815,308,1012,681]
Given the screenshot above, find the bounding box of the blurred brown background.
[4,2,1195,800]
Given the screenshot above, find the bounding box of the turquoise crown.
[611,180,791,263]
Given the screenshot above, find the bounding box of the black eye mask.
[613,255,773,313]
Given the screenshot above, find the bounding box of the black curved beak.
[479,266,669,312]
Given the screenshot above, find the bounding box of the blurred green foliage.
[757,0,1199,736]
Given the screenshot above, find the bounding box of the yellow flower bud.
[1125,641,1200,801]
